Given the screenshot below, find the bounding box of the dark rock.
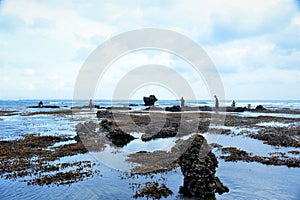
[27,105,60,108]
[129,104,139,106]
[226,106,247,112]
[143,95,158,106]
[178,135,229,199]
[255,105,267,110]
[165,105,181,112]
[94,105,100,109]
[100,119,135,146]
[199,106,212,111]
[96,110,113,118]
[234,107,247,112]
[198,121,210,133]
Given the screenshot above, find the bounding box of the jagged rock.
[165,105,181,112]
[100,119,135,146]
[143,95,158,106]
[178,135,229,199]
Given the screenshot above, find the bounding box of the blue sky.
[0,0,299,100]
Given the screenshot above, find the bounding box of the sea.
[0,99,299,200]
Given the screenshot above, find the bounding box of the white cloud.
[0,0,299,100]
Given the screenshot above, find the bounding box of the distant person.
[231,100,236,107]
[180,97,185,107]
[89,99,93,110]
[38,101,43,108]
[214,95,219,112]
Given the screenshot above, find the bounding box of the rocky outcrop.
[255,105,267,111]
[165,105,181,112]
[178,135,229,199]
[143,95,158,106]
[100,119,135,146]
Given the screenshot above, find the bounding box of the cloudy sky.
[0,0,299,100]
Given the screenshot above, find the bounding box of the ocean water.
[0,99,299,200]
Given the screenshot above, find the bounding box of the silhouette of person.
[231,100,236,107]
[214,95,219,111]
[180,97,185,107]
[89,99,93,109]
[38,101,43,108]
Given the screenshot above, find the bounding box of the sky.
[0,0,299,100]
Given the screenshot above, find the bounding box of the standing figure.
[214,95,219,112]
[38,101,43,108]
[89,99,93,110]
[231,100,236,107]
[180,97,185,107]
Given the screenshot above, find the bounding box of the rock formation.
[178,135,229,199]
[165,105,181,112]
[143,95,158,106]
[100,119,135,146]
[96,110,113,118]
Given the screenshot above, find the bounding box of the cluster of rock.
[100,119,135,146]
[178,135,229,199]
[197,105,268,112]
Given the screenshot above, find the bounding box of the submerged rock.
[143,95,158,106]
[178,135,229,199]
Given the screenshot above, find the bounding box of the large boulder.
[178,135,229,199]
[143,95,158,106]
